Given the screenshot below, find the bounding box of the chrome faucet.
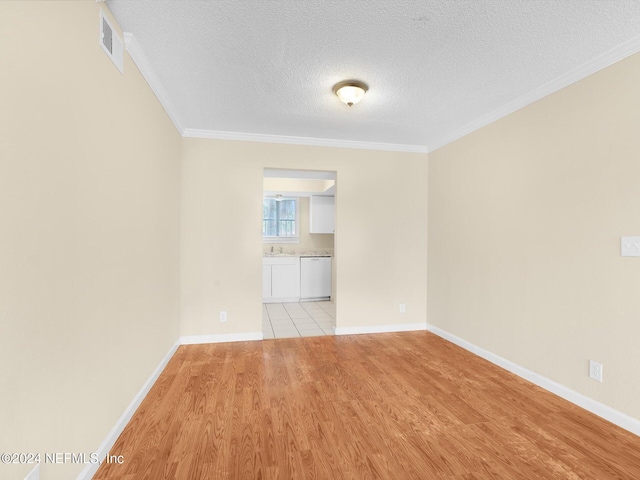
[279,246,284,254]
[270,246,274,253]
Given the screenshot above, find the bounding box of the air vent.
[102,17,113,54]
[99,10,123,74]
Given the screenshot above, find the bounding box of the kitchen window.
[263,197,299,243]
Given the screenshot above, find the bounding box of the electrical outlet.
[399,303,406,313]
[24,464,40,480]
[589,360,603,382]
[219,311,228,323]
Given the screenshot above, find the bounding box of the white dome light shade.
[333,80,368,107]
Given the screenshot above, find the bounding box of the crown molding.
[117,37,426,153]
[123,32,185,134]
[428,33,640,152]
[123,31,640,154]
[182,128,429,154]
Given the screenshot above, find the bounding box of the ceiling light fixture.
[332,80,368,107]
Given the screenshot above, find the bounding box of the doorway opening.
[261,168,336,339]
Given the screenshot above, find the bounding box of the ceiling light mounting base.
[333,80,368,107]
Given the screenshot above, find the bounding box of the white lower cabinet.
[263,257,300,302]
[263,265,272,299]
[271,264,300,299]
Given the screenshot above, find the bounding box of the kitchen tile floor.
[263,301,335,339]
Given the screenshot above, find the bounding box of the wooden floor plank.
[94,332,640,479]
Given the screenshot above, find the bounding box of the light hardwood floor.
[94,332,640,479]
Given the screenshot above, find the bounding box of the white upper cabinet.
[309,196,334,234]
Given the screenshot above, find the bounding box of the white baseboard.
[426,324,640,437]
[335,322,427,336]
[77,341,180,480]
[263,297,299,304]
[180,332,263,345]
[81,323,639,480]
[77,331,262,479]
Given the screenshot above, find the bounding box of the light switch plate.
[621,236,640,257]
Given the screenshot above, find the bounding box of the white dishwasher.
[300,257,332,300]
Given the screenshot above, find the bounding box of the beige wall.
[0,2,181,479]
[262,196,335,255]
[428,52,640,420]
[12,0,639,476]
[181,139,428,337]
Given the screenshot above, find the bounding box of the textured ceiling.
[107,0,640,149]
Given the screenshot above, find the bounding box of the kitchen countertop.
[263,251,332,257]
